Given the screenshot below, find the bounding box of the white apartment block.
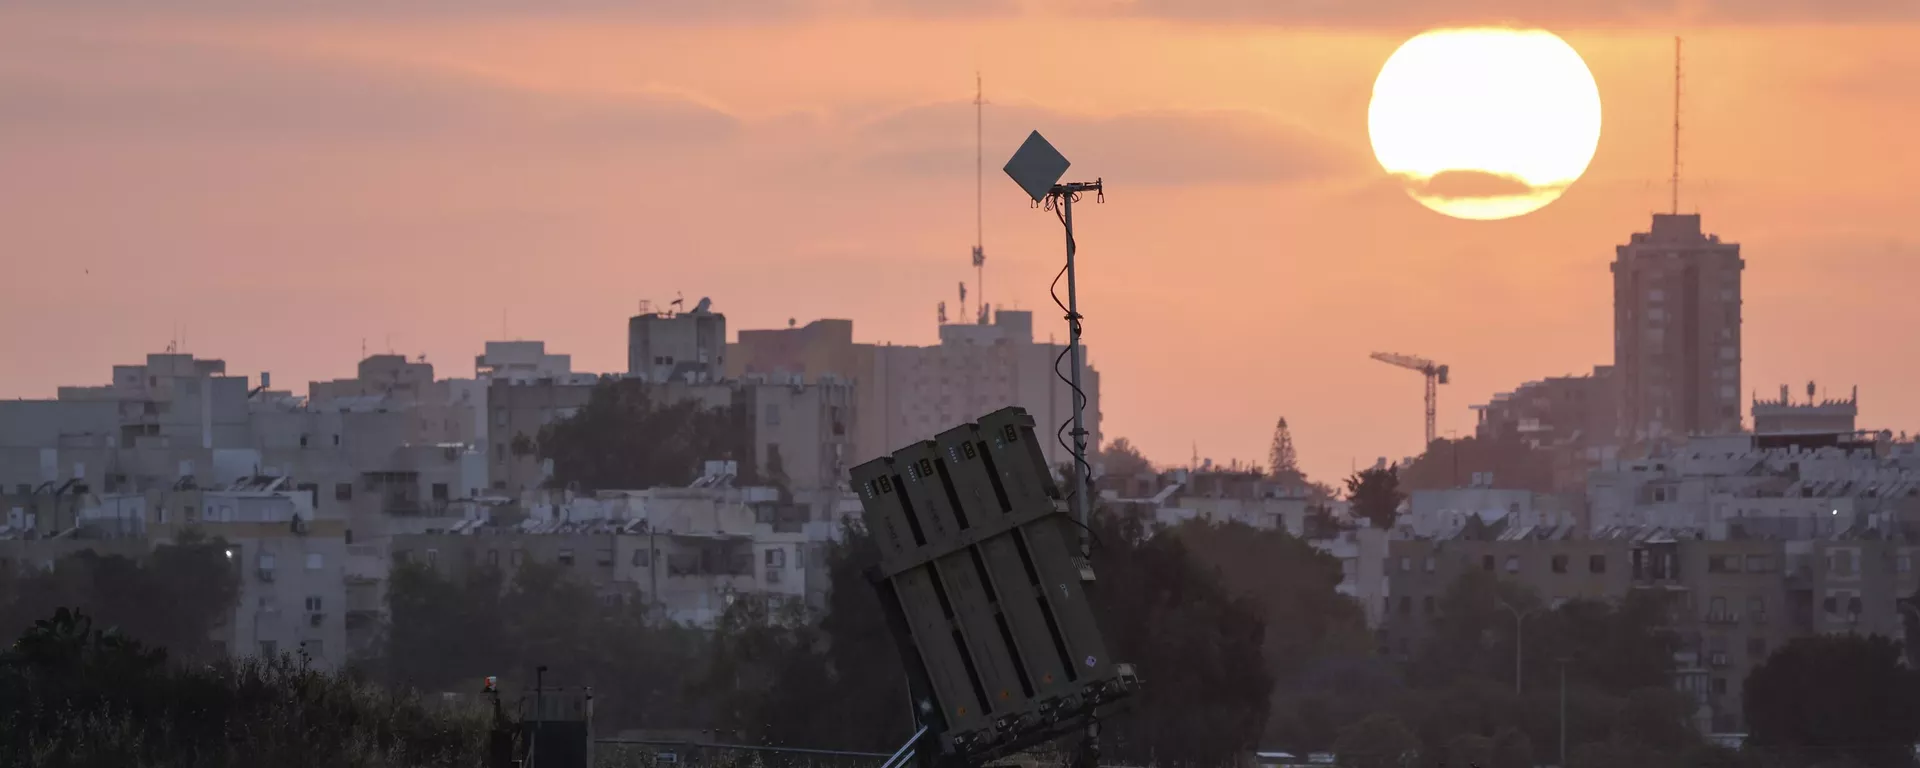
[731,310,1099,469]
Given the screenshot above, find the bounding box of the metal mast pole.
[1063,190,1089,554]
[975,73,985,323]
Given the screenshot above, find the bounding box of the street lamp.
[1557,657,1570,768]
[1497,599,1538,694]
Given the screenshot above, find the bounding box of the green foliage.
[1491,724,1533,768]
[0,608,488,768]
[1334,713,1420,768]
[537,379,752,492]
[1344,466,1404,530]
[1445,732,1495,768]
[1171,520,1367,683]
[0,532,240,664]
[1744,633,1920,768]
[1090,511,1273,767]
[1269,417,1301,482]
[377,559,708,734]
[1098,437,1154,478]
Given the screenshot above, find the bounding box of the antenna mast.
[1671,36,1682,215]
[972,73,988,324]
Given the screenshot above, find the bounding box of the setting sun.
[1369,28,1603,220]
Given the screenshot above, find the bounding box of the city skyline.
[4,5,1919,485]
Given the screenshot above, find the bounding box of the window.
[300,434,309,448]
[487,550,499,567]
[1504,556,1520,574]
[332,434,340,446]
[632,549,651,568]
[511,550,525,566]
[1551,555,1568,574]
[494,409,507,427]
[1747,596,1766,619]
[306,553,324,570]
[1398,597,1411,616]
[1424,557,1436,573]
[765,404,781,426]
[1422,596,1435,614]
[305,596,324,611]
[1708,596,1728,617]
[183,505,196,522]
[1551,596,1569,609]
[494,443,505,461]
[1745,554,1774,573]
[259,640,277,658]
[258,553,276,570]
[766,548,786,568]
[1399,557,1411,573]
[1848,595,1863,615]
[557,549,575,567]
[1482,555,1496,572]
[301,639,324,658]
[1590,554,1607,574]
[596,548,614,567]
[1711,677,1727,695]
[1901,554,1913,573]
[426,549,438,567]
[430,483,450,502]
[335,483,352,502]
[1708,555,1742,574]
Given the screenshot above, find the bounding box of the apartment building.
[730,311,1098,468]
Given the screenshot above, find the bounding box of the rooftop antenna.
[973,72,989,325]
[957,281,967,324]
[1005,129,1104,561]
[1671,36,1682,215]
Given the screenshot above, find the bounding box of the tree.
[1745,634,1920,768]
[1491,725,1534,768]
[0,532,240,664]
[537,379,750,491]
[1098,437,1154,478]
[1334,713,1420,768]
[1345,465,1404,530]
[1269,418,1302,484]
[1088,509,1273,767]
[1173,520,1366,683]
[1446,732,1495,768]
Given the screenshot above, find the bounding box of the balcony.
[1704,611,1741,625]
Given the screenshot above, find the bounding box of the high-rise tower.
[1612,213,1744,449]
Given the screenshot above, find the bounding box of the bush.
[0,608,491,768]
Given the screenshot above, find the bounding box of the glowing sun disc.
[1369,28,1603,220]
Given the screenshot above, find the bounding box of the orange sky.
[2,3,1917,484]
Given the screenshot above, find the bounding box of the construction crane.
[1371,352,1450,447]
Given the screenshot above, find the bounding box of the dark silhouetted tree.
[538,379,749,491]
[1088,510,1273,767]
[1270,418,1302,485]
[1335,713,1420,768]
[1745,634,1920,768]
[1098,437,1154,478]
[1345,465,1403,530]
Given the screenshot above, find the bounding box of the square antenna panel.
[1004,131,1070,203]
